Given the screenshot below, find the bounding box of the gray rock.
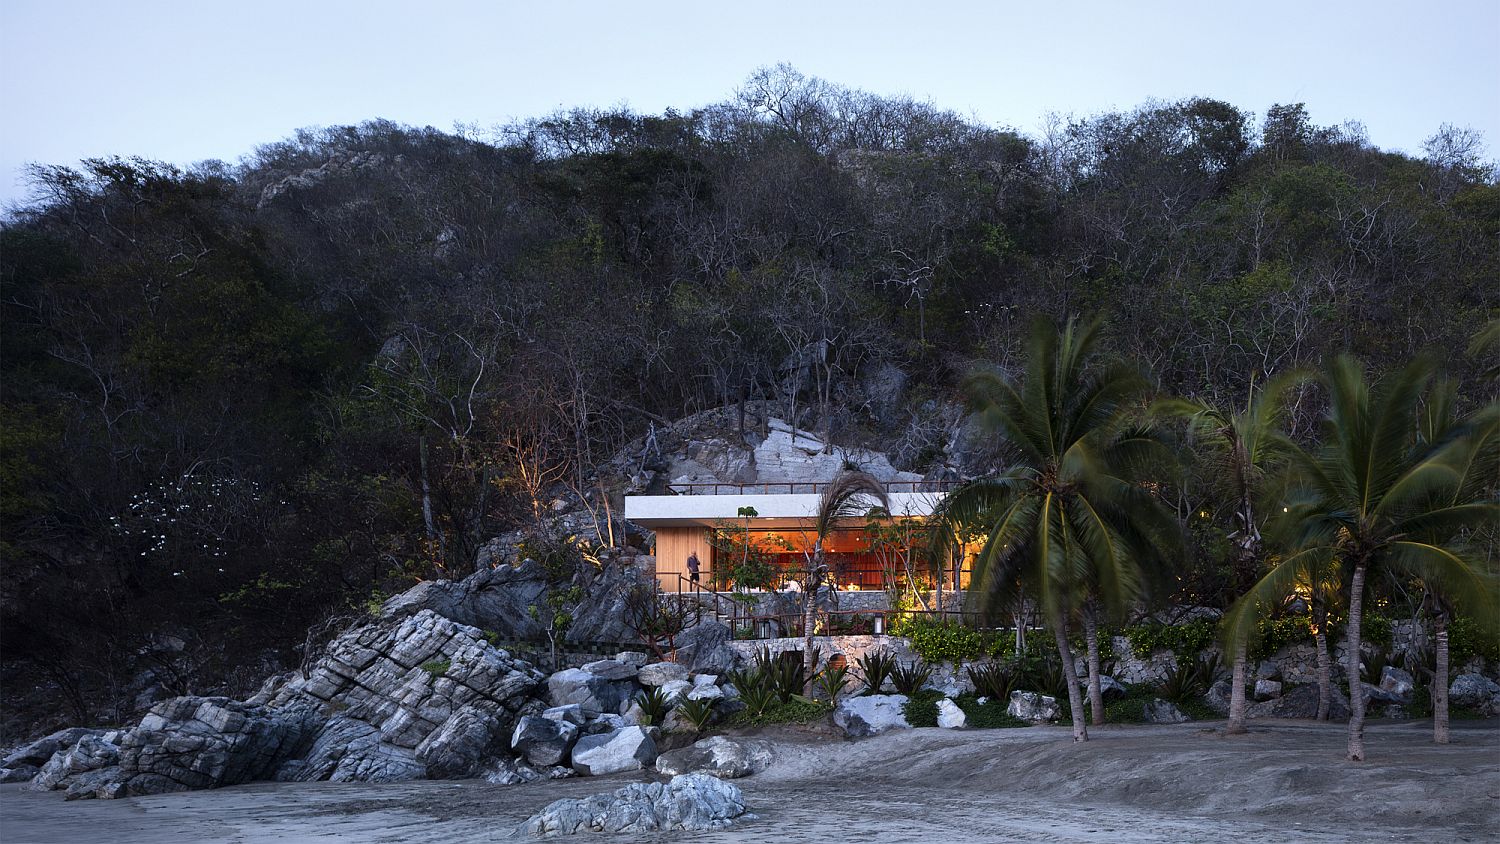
[1143,699,1190,724]
[1246,682,1351,721]
[284,715,424,783]
[1205,679,1233,716]
[548,668,634,716]
[571,726,657,776]
[543,704,586,726]
[1098,675,1128,700]
[658,679,693,703]
[686,684,724,702]
[1006,691,1060,723]
[414,705,504,779]
[521,773,749,836]
[654,736,774,779]
[692,674,719,687]
[0,764,40,783]
[936,698,967,729]
[1377,666,1414,705]
[582,659,637,681]
[615,652,649,668]
[673,621,740,674]
[1449,673,1500,708]
[637,662,690,687]
[32,735,120,792]
[1359,682,1405,706]
[834,694,910,737]
[511,716,580,768]
[1254,679,1283,700]
[485,756,546,786]
[1254,660,1281,681]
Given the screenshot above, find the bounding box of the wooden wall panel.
[653,526,714,591]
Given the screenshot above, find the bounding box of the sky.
[2,0,1498,207]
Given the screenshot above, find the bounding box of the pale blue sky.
[2,0,1497,206]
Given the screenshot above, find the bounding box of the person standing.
[686,551,701,584]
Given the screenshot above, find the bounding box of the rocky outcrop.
[512,716,580,768]
[654,736,774,779]
[522,773,751,837]
[1143,699,1190,724]
[833,694,911,737]
[33,610,546,798]
[672,621,740,674]
[547,667,639,716]
[380,555,650,645]
[1,728,104,783]
[1246,682,1351,721]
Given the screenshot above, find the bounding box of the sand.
[2,719,1495,843]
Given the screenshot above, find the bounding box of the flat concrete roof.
[624,491,944,527]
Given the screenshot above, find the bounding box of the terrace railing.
[665,480,961,496]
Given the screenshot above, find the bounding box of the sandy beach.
[2,719,1495,843]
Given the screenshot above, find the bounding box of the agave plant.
[636,686,672,727]
[814,663,850,702]
[967,661,1019,700]
[854,649,897,695]
[890,660,934,695]
[676,697,717,732]
[738,681,779,717]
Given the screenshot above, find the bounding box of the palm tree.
[1229,357,1497,760]
[933,317,1179,741]
[1157,372,1304,734]
[801,470,889,691]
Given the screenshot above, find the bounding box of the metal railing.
[665,480,960,496]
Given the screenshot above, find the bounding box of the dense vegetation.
[2,66,1496,729]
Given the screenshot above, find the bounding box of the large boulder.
[571,726,657,776]
[1246,682,1351,721]
[654,736,773,779]
[1254,679,1283,701]
[1449,673,1500,708]
[1204,679,1233,716]
[936,698,967,729]
[1377,666,1414,705]
[1143,699,1190,724]
[1006,691,1060,723]
[833,694,910,738]
[638,662,690,687]
[672,621,740,674]
[512,716,580,768]
[581,659,638,681]
[522,773,750,836]
[548,669,635,716]
[31,734,120,792]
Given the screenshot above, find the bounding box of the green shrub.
[752,647,808,702]
[967,661,1018,700]
[900,618,987,664]
[901,689,944,726]
[420,659,452,677]
[814,664,850,702]
[1449,615,1500,666]
[724,698,830,727]
[1249,616,1312,661]
[738,681,779,718]
[954,693,1029,728]
[1123,620,1216,664]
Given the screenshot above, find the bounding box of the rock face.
[654,736,773,779]
[570,726,657,776]
[638,662,690,687]
[936,698,967,729]
[673,621,740,674]
[833,694,911,738]
[380,555,650,644]
[1143,699,1190,724]
[1378,666,1414,704]
[1006,691,1060,723]
[1449,673,1500,708]
[1254,679,1283,701]
[522,773,750,837]
[512,716,580,768]
[1,728,102,783]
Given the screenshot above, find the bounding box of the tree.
[934,317,1179,740]
[1157,371,1305,733]
[1229,357,1498,760]
[801,471,888,691]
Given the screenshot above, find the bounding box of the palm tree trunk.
[1226,638,1249,734]
[803,544,821,695]
[1433,612,1450,745]
[1313,599,1331,722]
[1052,616,1088,742]
[1082,609,1105,726]
[1345,562,1369,761]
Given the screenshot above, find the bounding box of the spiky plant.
[801,471,888,692]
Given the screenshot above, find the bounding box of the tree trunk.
[803,543,822,695]
[1226,638,1249,734]
[418,434,437,540]
[1433,612,1450,745]
[1052,616,1088,742]
[1313,599,1331,722]
[1345,562,1369,761]
[1083,609,1105,726]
